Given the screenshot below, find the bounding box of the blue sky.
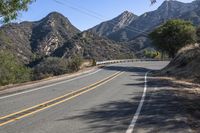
[19,0,194,31]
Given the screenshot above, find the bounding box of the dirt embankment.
[158,44,200,83]
[152,44,200,131]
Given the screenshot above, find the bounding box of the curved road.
[0,61,191,133]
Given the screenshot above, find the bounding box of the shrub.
[143,49,161,59]
[33,56,83,80]
[68,55,83,71]
[0,51,31,86]
[33,57,69,80]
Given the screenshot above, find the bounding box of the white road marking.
[126,71,150,133]
[0,69,102,100]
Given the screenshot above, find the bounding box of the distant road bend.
[1,61,191,133]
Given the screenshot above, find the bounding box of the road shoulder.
[133,75,200,133]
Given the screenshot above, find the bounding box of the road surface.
[0,61,193,133]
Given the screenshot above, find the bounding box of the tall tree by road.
[149,19,196,58]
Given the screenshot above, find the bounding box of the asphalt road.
[0,61,191,133]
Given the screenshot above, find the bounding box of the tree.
[0,0,35,23]
[149,19,196,58]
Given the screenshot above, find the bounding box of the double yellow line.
[0,71,123,127]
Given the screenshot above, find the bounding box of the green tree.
[149,19,196,58]
[0,51,31,86]
[0,0,35,23]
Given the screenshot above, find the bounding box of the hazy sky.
[19,0,194,31]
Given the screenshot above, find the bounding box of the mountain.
[0,12,135,66]
[179,7,200,26]
[89,0,200,53]
[30,12,80,56]
[88,11,138,37]
[2,0,200,65]
[0,12,80,64]
[52,31,134,60]
[108,0,200,42]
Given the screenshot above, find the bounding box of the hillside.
[0,12,80,64]
[52,31,134,60]
[88,11,138,37]
[157,44,200,83]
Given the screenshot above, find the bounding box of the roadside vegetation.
[150,19,200,84]
[143,49,161,59]
[33,56,83,80]
[149,19,196,58]
[0,51,32,86]
[0,50,83,86]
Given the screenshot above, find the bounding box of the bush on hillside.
[68,55,83,71]
[33,57,69,79]
[0,51,31,86]
[33,56,83,80]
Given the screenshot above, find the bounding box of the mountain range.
[89,0,200,42]
[1,0,200,67]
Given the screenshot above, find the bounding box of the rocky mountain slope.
[93,0,200,42]
[52,31,134,60]
[0,12,134,66]
[0,12,80,64]
[88,11,138,37]
[89,0,200,51]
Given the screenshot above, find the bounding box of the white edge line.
[0,69,102,100]
[126,71,150,133]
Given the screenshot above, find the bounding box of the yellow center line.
[0,71,124,127]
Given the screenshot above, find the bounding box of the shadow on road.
[57,97,141,132]
[56,69,199,132]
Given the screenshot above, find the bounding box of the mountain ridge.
[87,0,200,55]
[0,11,135,66]
[88,11,138,37]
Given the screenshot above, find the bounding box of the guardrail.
[96,59,168,65]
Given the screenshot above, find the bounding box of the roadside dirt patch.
[149,76,200,132]
[156,44,200,84]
